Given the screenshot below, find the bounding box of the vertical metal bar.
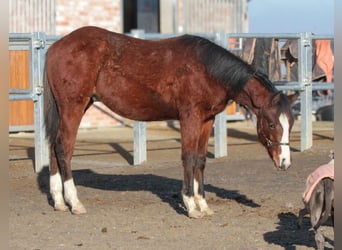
[172,0,178,34]
[214,112,227,157]
[214,32,228,158]
[133,121,147,165]
[183,0,188,33]
[131,29,147,165]
[31,32,49,172]
[298,32,313,151]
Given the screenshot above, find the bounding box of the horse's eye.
[269,123,275,129]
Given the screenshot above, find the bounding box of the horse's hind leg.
[50,149,68,212]
[310,183,325,250]
[51,102,90,215]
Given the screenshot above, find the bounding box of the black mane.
[180,35,273,94]
[253,71,278,93]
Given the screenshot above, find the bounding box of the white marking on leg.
[50,173,68,211]
[64,179,87,214]
[194,179,214,216]
[182,194,196,214]
[193,179,199,197]
[182,180,202,218]
[279,113,291,169]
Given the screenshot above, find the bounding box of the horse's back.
[46,26,114,74]
[45,26,229,121]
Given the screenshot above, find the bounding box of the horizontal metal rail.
[275,82,335,91]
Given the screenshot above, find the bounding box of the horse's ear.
[270,92,282,106]
[271,91,299,106]
[287,91,300,104]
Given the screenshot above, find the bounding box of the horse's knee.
[196,155,206,171]
[182,154,196,168]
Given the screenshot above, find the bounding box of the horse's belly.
[100,95,179,121]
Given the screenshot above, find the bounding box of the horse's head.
[255,91,299,170]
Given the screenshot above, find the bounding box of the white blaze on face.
[279,113,291,168]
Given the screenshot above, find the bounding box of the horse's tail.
[313,178,334,231]
[43,62,59,146]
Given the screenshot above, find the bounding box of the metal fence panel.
[9,0,56,34]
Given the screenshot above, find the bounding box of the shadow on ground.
[37,167,260,217]
[263,212,334,250]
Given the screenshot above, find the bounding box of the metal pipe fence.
[9,31,334,172]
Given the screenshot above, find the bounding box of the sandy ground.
[9,120,334,249]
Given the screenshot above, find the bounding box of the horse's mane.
[180,35,255,92]
[180,35,266,94]
[251,71,291,115]
[252,71,278,93]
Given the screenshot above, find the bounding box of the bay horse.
[44,26,299,218]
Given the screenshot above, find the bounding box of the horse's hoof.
[188,209,204,219]
[54,203,69,212]
[71,204,87,215]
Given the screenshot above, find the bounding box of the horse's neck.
[233,77,274,115]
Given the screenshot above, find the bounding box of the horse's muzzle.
[277,158,291,170]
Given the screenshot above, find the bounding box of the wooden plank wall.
[9,50,34,127]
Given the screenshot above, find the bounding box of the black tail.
[313,178,334,230]
[43,64,59,145]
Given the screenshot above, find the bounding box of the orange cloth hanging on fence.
[315,40,334,82]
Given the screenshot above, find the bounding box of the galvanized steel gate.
[9,32,334,172]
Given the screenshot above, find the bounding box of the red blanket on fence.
[303,160,334,203]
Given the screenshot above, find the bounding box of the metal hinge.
[32,87,43,101]
[302,38,312,48]
[33,39,46,49]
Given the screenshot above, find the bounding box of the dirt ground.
[9,120,334,250]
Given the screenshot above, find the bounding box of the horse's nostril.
[281,158,291,170]
[281,158,286,166]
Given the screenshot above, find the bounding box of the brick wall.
[56,0,122,35]
[56,0,124,128]
[80,102,124,128]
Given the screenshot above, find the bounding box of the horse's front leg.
[182,154,203,218]
[180,119,214,218]
[193,119,215,216]
[194,155,214,216]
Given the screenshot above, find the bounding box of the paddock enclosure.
[9,31,334,247]
[9,31,334,172]
[9,120,334,249]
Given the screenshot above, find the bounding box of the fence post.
[31,32,49,172]
[131,29,147,165]
[133,121,147,165]
[298,32,313,151]
[214,32,228,158]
